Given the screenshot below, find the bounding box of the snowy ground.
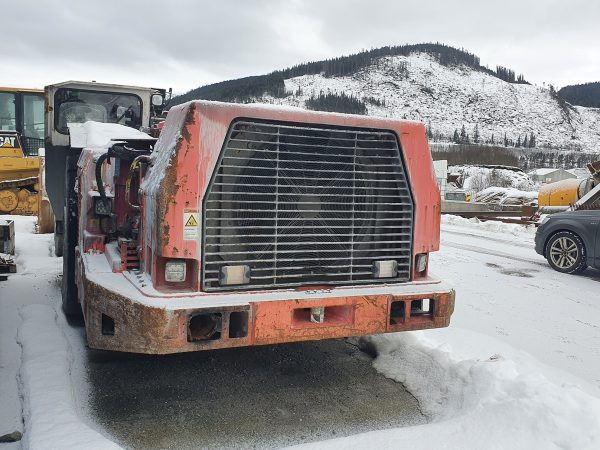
[1,215,600,449]
[0,217,118,450]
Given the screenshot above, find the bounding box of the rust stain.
[80,274,455,355]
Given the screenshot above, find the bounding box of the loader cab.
[0,87,44,156]
[44,81,166,256]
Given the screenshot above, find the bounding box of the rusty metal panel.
[143,101,441,291]
[252,295,389,345]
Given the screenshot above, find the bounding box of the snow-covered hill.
[260,53,600,153]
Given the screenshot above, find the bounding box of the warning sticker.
[183,212,199,240]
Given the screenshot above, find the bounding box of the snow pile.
[260,53,600,153]
[475,186,538,205]
[441,214,536,236]
[450,165,534,192]
[289,331,600,450]
[68,121,152,149]
[17,304,121,450]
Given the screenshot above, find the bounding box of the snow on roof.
[528,168,561,176]
[566,167,591,179]
[68,121,152,149]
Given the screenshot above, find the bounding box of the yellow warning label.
[185,215,198,227]
[183,212,199,240]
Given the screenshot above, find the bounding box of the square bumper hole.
[101,313,115,336]
[188,313,222,342]
[292,305,353,326]
[389,301,405,325]
[411,299,434,317]
[229,311,249,339]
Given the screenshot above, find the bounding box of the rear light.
[219,265,250,286]
[165,260,186,282]
[372,260,398,278]
[416,253,428,273]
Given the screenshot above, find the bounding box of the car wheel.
[545,231,587,274]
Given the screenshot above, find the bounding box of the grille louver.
[202,120,414,291]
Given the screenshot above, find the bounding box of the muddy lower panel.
[82,277,455,354]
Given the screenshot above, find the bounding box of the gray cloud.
[2,0,599,92]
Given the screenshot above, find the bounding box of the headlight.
[415,253,428,273]
[165,260,186,282]
[372,260,398,278]
[219,265,250,286]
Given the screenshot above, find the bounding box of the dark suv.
[535,210,600,273]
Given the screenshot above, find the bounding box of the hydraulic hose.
[125,155,151,210]
[96,143,152,202]
[95,153,110,201]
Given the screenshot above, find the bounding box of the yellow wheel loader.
[0,87,53,231]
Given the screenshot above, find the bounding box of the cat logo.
[0,134,17,148]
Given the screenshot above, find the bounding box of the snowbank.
[17,305,121,450]
[289,331,600,450]
[441,214,536,236]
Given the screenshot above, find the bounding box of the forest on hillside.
[171,43,529,106]
[559,82,600,108]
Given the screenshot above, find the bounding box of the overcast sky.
[3,0,599,93]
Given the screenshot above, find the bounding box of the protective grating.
[21,137,43,156]
[202,120,414,291]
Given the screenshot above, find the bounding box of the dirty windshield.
[54,88,142,134]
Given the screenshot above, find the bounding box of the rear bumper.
[79,256,455,354]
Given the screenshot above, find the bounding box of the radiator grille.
[202,120,414,291]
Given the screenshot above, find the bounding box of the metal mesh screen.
[21,137,43,156]
[202,120,414,291]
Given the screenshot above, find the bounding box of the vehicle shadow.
[581,267,600,282]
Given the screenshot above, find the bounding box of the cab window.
[22,93,44,139]
[0,92,16,131]
[54,88,142,134]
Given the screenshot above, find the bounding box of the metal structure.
[44,81,167,255]
[0,88,45,216]
[202,120,414,291]
[65,100,454,354]
[0,87,44,155]
[538,159,600,209]
[0,219,15,280]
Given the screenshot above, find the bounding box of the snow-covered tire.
[545,231,587,274]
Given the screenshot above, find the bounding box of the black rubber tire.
[545,231,587,274]
[61,155,81,317]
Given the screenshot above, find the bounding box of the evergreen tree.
[516,135,521,147]
[427,121,433,139]
[453,129,460,143]
[529,132,536,148]
[473,124,480,143]
[523,134,529,148]
[460,125,469,144]
[503,132,508,147]
[490,133,495,145]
